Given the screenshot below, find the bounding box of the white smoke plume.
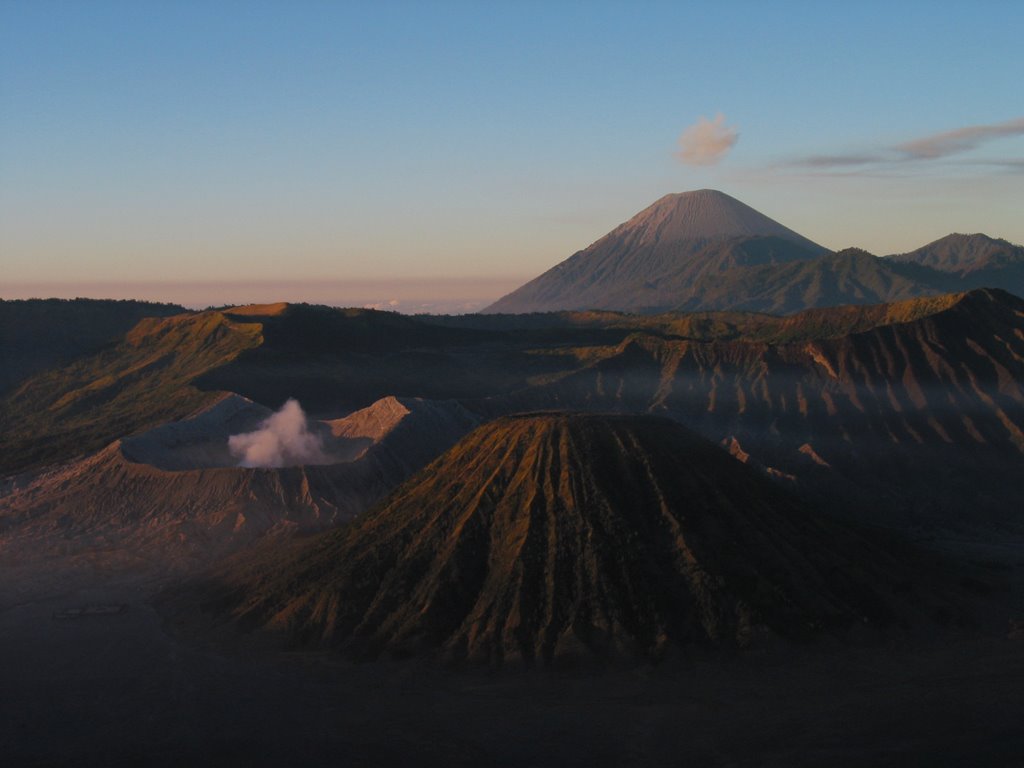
[676,113,739,166]
[228,398,331,468]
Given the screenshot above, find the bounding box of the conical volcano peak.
[483,190,827,313]
[209,412,940,665]
[614,189,819,246]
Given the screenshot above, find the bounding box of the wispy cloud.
[960,157,1024,175]
[896,118,1024,159]
[788,153,887,169]
[780,116,1024,174]
[676,114,738,166]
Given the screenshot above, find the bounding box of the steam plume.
[676,113,739,166]
[228,399,330,468]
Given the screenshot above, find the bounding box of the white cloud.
[676,113,739,166]
[362,298,402,310]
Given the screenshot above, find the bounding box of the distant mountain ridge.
[4,289,1021,534]
[885,233,1024,299]
[0,298,187,394]
[672,248,934,314]
[890,233,1024,274]
[478,288,1024,526]
[485,191,1023,314]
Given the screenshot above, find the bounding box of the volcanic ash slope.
[0,394,479,566]
[210,413,952,665]
[484,189,827,313]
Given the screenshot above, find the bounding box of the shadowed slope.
[0,302,563,475]
[0,311,264,474]
[191,303,579,414]
[210,414,945,665]
[481,289,1024,525]
[671,248,944,314]
[891,233,1024,275]
[425,290,968,343]
[6,289,1020,534]
[0,298,187,394]
[888,233,1024,298]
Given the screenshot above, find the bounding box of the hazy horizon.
[2,2,1023,306]
[0,276,527,314]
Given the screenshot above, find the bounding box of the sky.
[2,1,1022,310]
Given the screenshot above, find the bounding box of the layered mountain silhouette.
[0,298,185,395]
[888,233,1024,297]
[674,248,937,314]
[485,191,1023,314]
[0,302,538,475]
[482,289,1024,525]
[207,413,949,664]
[892,233,1024,274]
[4,289,1022,537]
[0,309,265,473]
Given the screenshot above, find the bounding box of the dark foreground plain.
[2,541,1023,768]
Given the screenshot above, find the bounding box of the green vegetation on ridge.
[0,298,187,394]
[0,312,262,473]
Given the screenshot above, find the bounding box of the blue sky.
[2,1,1022,308]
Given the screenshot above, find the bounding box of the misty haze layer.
[228,399,330,468]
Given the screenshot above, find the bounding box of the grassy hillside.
[0,312,263,473]
[0,298,186,394]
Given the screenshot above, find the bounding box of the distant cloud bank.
[897,117,1024,160]
[676,114,739,166]
[0,278,525,314]
[783,116,1024,174]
